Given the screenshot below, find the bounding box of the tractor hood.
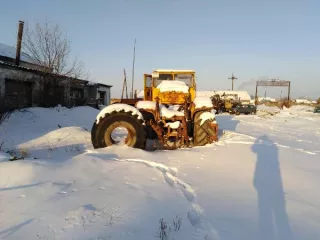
[156,80,189,93]
[155,80,192,104]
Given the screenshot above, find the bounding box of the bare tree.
[22,20,90,107]
[23,20,85,78]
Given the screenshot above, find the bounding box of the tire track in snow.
[85,151,220,240]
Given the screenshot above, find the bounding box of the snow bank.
[295,99,313,104]
[0,152,196,240]
[160,105,184,118]
[0,106,99,160]
[165,121,181,129]
[258,97,277,102]
[96,104,143,124]
[287,105,314,112]
[157,80,189,93]
[200,112,216,126]
[0,104,320,239]
[193,96,213,108]
[257,104,280,114]
[136,100,156,110]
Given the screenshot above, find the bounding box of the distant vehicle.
[230,104,257,115]
[314,106,320,113]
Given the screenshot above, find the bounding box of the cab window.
[154,74,173,87]
[174,73,193,87]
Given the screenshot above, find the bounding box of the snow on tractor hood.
[156,80,189,93]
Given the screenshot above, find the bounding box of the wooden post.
[255,83,258,105]
[287,81,291,102]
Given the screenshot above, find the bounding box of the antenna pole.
[121,69,128,99]
[131,38,136,98]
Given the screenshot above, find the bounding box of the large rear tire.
[193,111,217,146]
[91,110,146,149]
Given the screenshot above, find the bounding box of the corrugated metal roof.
[0,61,112,88]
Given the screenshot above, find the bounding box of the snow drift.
[0,105,320,240]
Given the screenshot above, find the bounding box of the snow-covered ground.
[0,105,320,240]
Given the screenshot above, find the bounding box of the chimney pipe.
[15,20,24,66]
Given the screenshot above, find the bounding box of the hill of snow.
[0,105,320,240]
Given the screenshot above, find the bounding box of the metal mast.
[131,38,136,98]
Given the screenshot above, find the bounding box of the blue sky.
[1,0,319,99]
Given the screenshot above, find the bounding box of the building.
[0,42,112,112]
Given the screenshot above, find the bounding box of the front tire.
[91,110,146,149]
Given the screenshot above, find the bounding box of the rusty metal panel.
[159,92,187,104]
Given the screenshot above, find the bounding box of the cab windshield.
[154,73,194,87]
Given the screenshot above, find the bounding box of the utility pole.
[121,69,128,99]
[131,38,136,99]
[228,73,238,91]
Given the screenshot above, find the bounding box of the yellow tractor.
[91,69,218,150]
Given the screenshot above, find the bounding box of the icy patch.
[157,80,189,93]
[96,104,143,124]
[136,100,156,110]
[194,96,213,108]
[200,112,216,126]
[165,121,181,129]
[160,105,184,118]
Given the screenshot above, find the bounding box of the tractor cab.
[144,69,196,105]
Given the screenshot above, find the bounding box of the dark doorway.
[4,79,33,110]
[98,91,106,105]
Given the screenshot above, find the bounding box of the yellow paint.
[143,69,196,105]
